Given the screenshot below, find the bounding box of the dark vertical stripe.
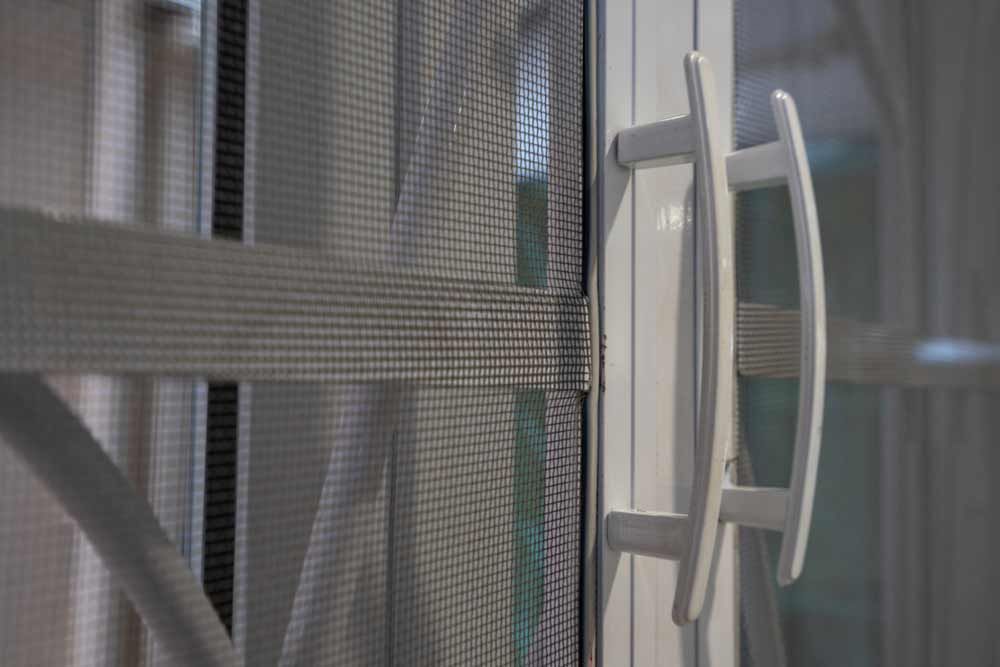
[212,0,246,241]
[384,428,399,667]
[204,0,247,635]
[203,383,239,633]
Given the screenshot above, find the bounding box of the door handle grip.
[723,91,827,585]
[673,51,736,625]
[612,51,736,625]
[608,57,826,624]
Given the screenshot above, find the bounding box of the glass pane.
[734,1,1000,665]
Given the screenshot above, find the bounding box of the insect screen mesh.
[0,1,586,665]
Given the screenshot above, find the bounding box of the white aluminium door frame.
[595,0,738,664]
[596,0,830,663]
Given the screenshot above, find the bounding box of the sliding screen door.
[0,1,589,665]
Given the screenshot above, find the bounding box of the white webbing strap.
[0,374,239,666]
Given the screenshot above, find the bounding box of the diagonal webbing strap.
[0,375,239,667]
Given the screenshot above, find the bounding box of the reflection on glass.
[735,1,1000,665]
[516,26,549,290]
[514,21,548,666]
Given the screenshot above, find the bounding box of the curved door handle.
[608,56,826,624]
[723,90,826,585]
[610,51,736,625]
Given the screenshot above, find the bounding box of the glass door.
[599,0,1000,665]
[728,0,1000,665]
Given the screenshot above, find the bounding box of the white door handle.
[610,51,736,625]
[606,53,826,624]
[723,90,827,586]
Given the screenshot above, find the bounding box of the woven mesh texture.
[0,0,585,665]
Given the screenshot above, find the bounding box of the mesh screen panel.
[0,1,586,665]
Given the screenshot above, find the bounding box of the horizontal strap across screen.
[0,208,590,389]
[739,302,1000,387]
